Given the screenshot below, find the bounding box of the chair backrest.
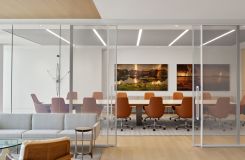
[117,92,127,98]
[203,92,212,100]
[173,92,184,100]
[175,97,192,118]
[82,97,102,115]
[116,97,131,118]
[92,91,103,100]
[241,95,245,114]
[19,137,71,160]
[66,91,78,100]
[31,94,41,104]
[51,97,69,113]
[31,94,50,113]
[145,97,165,118]
[208,97,231,118]
[144,92,155,100]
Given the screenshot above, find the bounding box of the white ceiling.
[93,0,245,21]
[1,28,244,46]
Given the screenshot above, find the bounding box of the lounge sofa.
[0,113,100,141]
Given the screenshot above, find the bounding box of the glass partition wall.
[0,24,117,146]
[1,23,245,147]
[72,25,117,146]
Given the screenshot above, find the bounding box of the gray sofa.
[0,113,100,141]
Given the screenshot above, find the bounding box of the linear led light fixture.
[45,29,70,44]
[93,29,106,46]
[202,29,235,46]
[136,29,143,46]
[168,29,189,46]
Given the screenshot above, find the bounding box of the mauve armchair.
[51,97,69,113]
[31,94,50,113]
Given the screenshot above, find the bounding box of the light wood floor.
[100,136,245,160]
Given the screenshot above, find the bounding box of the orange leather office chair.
[169,92,184,121]
[92,91,103,100]
[241,95,245,126]
[143,97,166,131]
[175,97,192,131]
[116,97,133,131]
[144,92,155,100]
[117,92,128,98]
[143,92,155,121]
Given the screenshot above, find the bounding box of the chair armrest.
[92,121,100,140]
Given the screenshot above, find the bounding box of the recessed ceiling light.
[203,29,235,46]
[136,29,143,46]
[93,29,107,46]
[168,29,189,46]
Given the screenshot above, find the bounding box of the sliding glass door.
[193,25,240,146]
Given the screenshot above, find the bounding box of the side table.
[74,127,94,160]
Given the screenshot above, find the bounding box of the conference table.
[69,99,182,125]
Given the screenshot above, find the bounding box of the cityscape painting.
[177,64,192,91]
[117,64,168,91]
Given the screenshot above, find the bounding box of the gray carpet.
[100,114,245,136]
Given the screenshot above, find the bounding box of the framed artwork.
[117,64,168,91]
[194,64,230,91]
[177,64,192,91]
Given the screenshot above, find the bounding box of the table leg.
[136,105,143,126]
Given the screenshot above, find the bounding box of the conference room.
[1,24,245,148]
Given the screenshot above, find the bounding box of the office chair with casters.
[31,94,50,113]
[175,97,193,131]
[92,91,103,100]
[143,97,166,131]
[143,92,155,122]
[208,97,232,131]
[169,92,183,121]
[117,92,128,98]
[51,97,69,113]
[116,97,133,131]
[241,95,245,126]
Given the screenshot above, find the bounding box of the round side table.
[74,127,94,160]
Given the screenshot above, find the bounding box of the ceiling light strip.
[202,29,235,46]
[45,29,70,44]
[168,29,189,46]
[136,29,143,46]
[93,29,106,46]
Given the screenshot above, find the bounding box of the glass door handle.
[195,86,200,120]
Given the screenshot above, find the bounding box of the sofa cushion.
[0,130,27,139]
[57,130,94,141]
[0,114,32,130]
[64,113,97,130]
[22,130,61,139]
[32,113,64,130]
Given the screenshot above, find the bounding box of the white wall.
[117,46,237,97]
[73,47,102,99]
[3,45,69,113]
[0,45,3,112]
